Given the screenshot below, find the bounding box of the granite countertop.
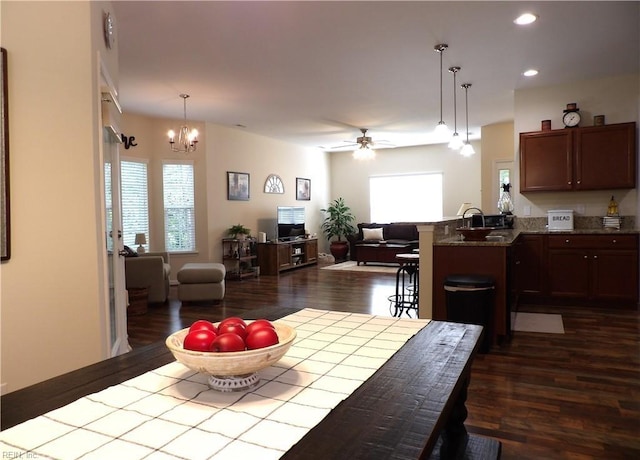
[435,227,639,246]
[435,230,519,246]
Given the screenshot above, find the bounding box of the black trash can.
[444,275,495,353]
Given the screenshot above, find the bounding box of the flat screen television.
[277,206,305,241]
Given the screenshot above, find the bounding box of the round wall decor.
[264,174,284,194]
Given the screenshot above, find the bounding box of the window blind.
[104,162,113,252]
[120,160,149,250]
[163,162,195,252]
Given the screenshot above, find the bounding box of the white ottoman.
[177,263,226,303]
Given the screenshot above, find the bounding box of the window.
[499,168,511,193]
[163,161,195,252]
[370,173,443,222]
[120,160,149,250]
[104,162,113,252]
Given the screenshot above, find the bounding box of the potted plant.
[227,224,251,240]
[321,197,356,262]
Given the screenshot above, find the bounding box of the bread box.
[548,210,574,231]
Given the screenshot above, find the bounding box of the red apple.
[211,333,246,352]
[189,319,217,334]
[245,328,279,350]
[245,319,275,336]
[218,316,247,329]
[218,322,247,341]
[183,329,217,352]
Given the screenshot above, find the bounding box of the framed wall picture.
[296,177,310,201]
[1,47,10,261]
[227,171,250,201]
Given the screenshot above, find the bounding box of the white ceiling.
[112,1,639,151]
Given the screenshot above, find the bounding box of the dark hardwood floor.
[127,263,640,460]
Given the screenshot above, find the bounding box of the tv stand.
[257,238,318,275]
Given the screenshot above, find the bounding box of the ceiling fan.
[330,128,395,159]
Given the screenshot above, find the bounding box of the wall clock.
[563,102,580,128]
[264,174,284,194]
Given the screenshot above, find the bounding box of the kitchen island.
[1,306,500,459]
[432,226,639,346]
[433,231,516,345]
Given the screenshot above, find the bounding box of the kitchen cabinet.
[513,234,545,298]
[520,130,573,192]
[547,234,638,305]
[520,122,636,192]
[575,123,636,189]
[257,238,318,275]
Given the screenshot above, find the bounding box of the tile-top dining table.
[1,307,500,459]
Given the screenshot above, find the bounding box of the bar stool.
[388,253,419,318]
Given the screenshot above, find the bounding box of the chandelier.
[167,94,198,153]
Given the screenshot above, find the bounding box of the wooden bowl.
[166,322,296,390]
[456,227,493,241]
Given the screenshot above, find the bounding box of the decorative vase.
[329,241,349,262]
[497,183,514,214]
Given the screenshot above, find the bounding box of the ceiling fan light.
[353,145,375,160]
[460,142,475,157]
[448,133,464,150]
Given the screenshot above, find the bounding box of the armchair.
[124,252,171,304]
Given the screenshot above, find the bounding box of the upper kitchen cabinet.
[520,129,573,192]
[575,123,636,190]
[520,122,636,192]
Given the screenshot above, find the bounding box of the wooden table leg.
[438,376,469,459]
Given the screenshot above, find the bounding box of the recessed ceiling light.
[514,13,538,25]
[523,69,539,77]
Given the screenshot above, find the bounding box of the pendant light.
[447,66,463,150]
[460,83,476,157]
[433,44,450,140]
[167,94,198,153]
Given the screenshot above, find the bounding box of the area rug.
[512,312,565,334]
[321,260,398,274]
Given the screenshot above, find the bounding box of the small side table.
[388,253,419,318]
[127,287,149,315]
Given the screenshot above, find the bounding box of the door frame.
[99,58,129,357]
[492,159,514,214]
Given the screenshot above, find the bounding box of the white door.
[101,63,129,356]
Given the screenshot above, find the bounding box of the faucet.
[462,207,485,228]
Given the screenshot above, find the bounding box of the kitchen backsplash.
[420,215,636,243]
[515,215,636,231]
